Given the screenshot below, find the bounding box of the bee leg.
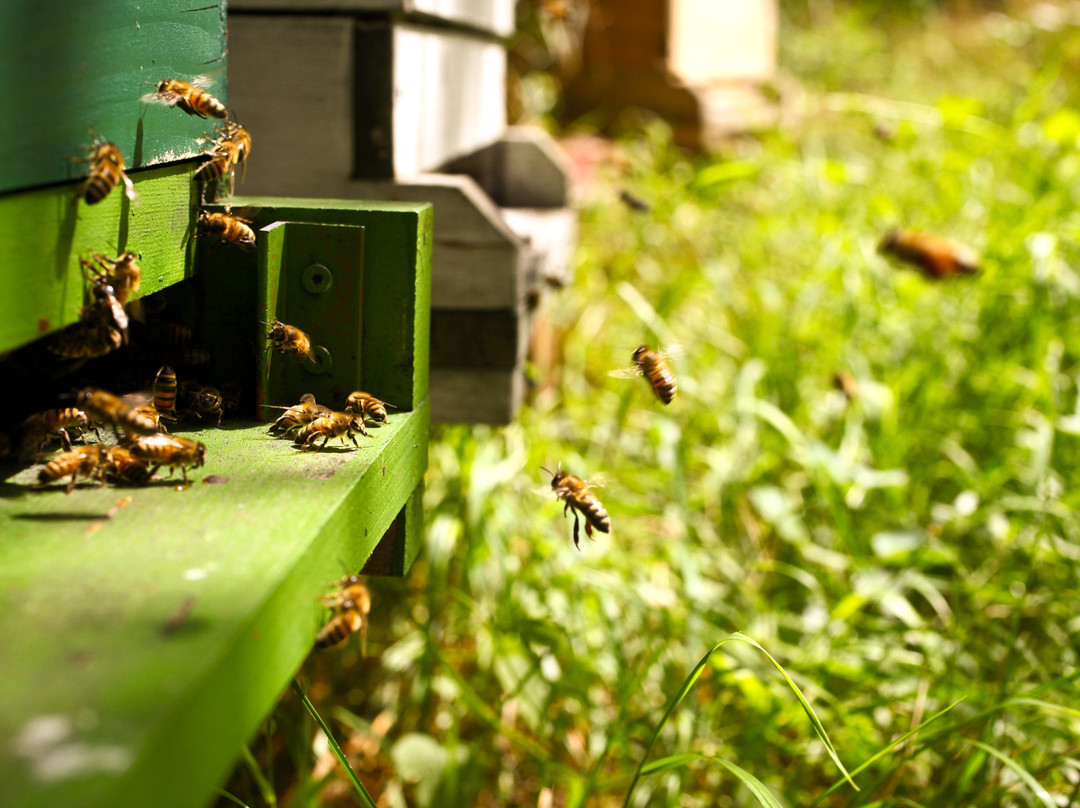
[58,428,73,452]
[65,470,80,495]
[348,433,359,449]
[181,466,189,485]
[216,410,223,427]
[585,521,594,540]
[572,511,581,551]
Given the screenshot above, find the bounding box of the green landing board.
[0,403,428,808]
[0,0,227,196]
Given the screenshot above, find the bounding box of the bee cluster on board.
[548,205,982,553]
[0,77,401,654]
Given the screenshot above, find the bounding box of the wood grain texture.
[0,161,200,355]
[0,406,427,808]
[0,0,227,195]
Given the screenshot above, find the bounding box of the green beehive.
[0,4,431,807]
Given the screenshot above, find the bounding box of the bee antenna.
[540,465,553,476]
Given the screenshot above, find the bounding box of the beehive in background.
[228,0,578,424]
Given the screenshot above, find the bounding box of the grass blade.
[642,754,784,808]
[962,738,1056,808]
[809,699,965,807]
[215,790,253,808]
[291,678,379,808]
[622,631,855,808]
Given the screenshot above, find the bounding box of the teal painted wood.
[0,1,227,196]
[0,406,428,808]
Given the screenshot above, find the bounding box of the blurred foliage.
[220,2,1080,807]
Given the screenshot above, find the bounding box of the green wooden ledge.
[0,403,427,808]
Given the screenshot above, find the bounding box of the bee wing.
[583,475,607,489]
[121,172,140,205]
[188,74,213,90]
[658,344,685,361]
[609,366,643,379]
[120,391,154,408]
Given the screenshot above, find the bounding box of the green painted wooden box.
[0,4,431,808]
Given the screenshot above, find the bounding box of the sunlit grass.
[219,4,1080,807]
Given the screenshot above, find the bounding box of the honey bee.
[128,433,207,484]
[197,211,256,250]
[77,137,137,205]
[344,391,393,424]
[21,408,97,456]
[76,388,161,438]
[48,271,131,362]
[316,575,372,652]
[37,445,108,493]
[150,78,227,119]
[267,393,332,435]
[84,278,129,343]
[220,382,242,416]
[153,366,179,420]
[612,345,679,404]
[80,251,141,304]
[832,371,858,400]
[101,446,152,486]
[546,466,611,550]
[266,319,316,362]
[618,189,651,213]
[133,404,170,434]
[878,229,980,279]
[195,122,251,184]
[184,383,225,426]
[293,412,368,451]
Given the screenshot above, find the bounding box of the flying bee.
[76,388,160,438]
[611,345,679,404]
[21,408,97,457]
[344,391,393,425]
[545,466,611,550]
[316,575,372,652]
[878,229,980,279]
[293,412,368,451]
[37,445,108,494]
[48,269,131,362]
[81,251,141,304]
[76,137,137,205]
[266,319,316,362]
[128,433,206,484]
[832,371,858,400]
[101,446,152,486]
[148,78,227,119]
[267,393,332,435]
[132,404,170,434]
[83,279,129,343]
[193,152,231,184]
[221,122,252,178]
[197,210,256,250]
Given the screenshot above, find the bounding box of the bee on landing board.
[544,466,611,550]
[37,445,108,493]
[878,229,980,279]
[148,78,227,119]
[75,137,137,205]
[265,319,316,363]
[197,210,256,251]
[612,345,679,404]
[316,574,372,652]
[266,393,332,435]
[21,408,97,457]
[101,446,152,487]
[127,433,206,484]
[293,412,369,451]
[344,391,393,425]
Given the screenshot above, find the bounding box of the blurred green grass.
[224,3,1080,807]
